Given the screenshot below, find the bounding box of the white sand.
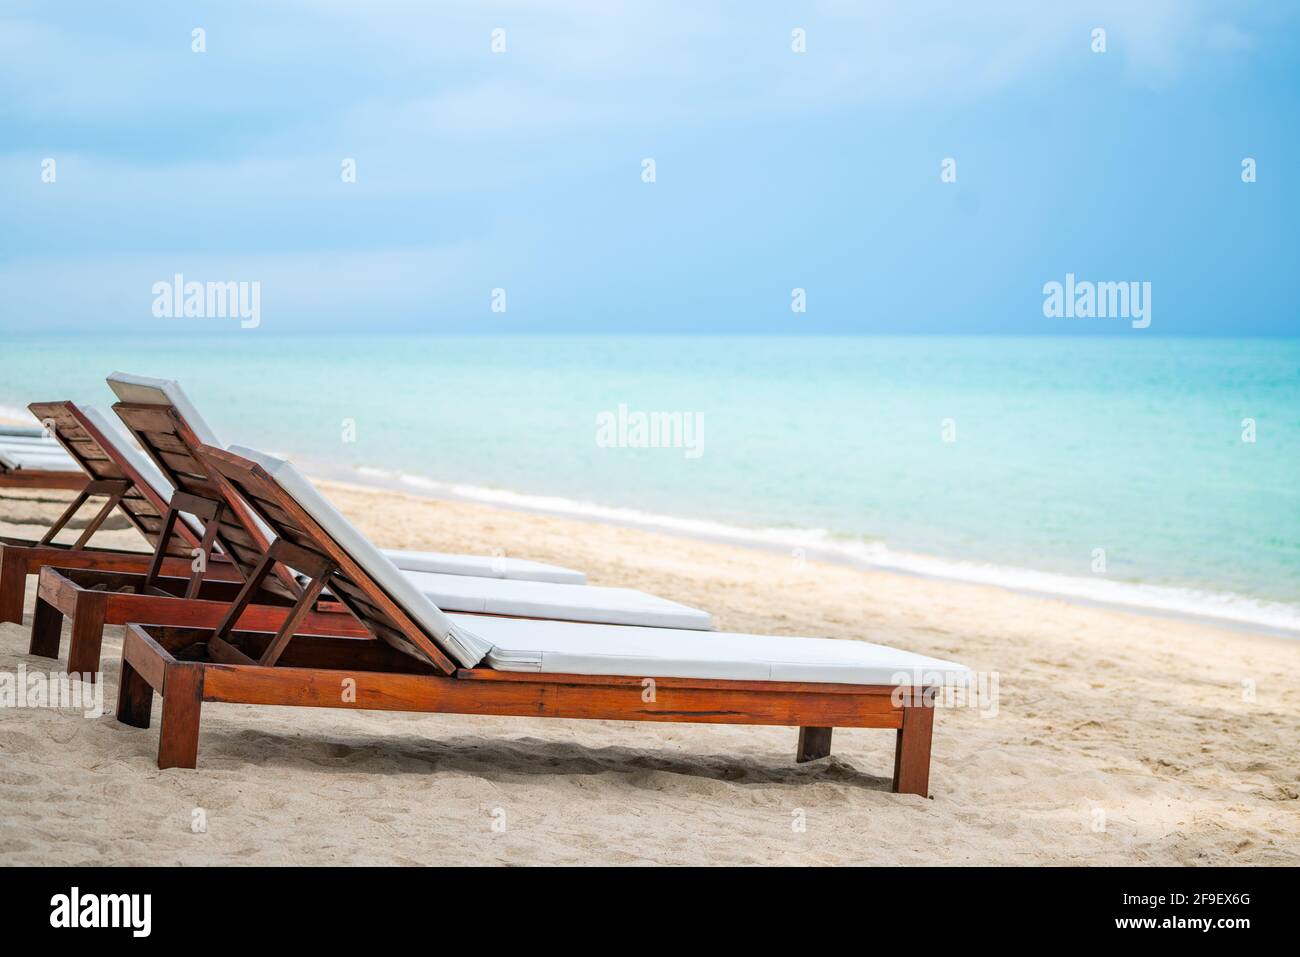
[1,479,1296,865]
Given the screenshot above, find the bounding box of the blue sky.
[1,1,1297,335]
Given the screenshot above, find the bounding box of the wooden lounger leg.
[0,549,27,624]
[157,665,203,770]
[891,701,935,796]
[796,726,833,763]
[116,659,154,729]
[64,592,108,680]
[28,597,64,659]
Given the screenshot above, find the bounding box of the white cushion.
[105,374,281,547]
[0,446,72,460]
[0,446,79,471]
[226,445,972,686]
[228,445,493,667]
[106,371,224,448]
[403,570,711,630]
[0,435,65,447]
[456,615,972,686]
[383,549,586,585]
[0,446,75,463]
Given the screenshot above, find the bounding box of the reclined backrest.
[201,444,493,674]
[106,372,291,596]
[26,400,200,559]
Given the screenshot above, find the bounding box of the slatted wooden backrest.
[199,446,457,675]
[111,401,296,599]
[27,401,199,559]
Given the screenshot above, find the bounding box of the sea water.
[2,333,1296,632]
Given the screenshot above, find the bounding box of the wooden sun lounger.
[35,362,630,680]
[22,401,364,674]
[0,422,90,491]
[33,396,704,675]
[0,402,241,625]
[27,421,712,676]
[115,446,951,795]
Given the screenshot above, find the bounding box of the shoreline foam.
[314,461,1300,639]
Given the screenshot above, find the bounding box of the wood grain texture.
[121,626,169,692]
[796,726,833,762]
[116,658,154,729]
[0,469,88,491]
[157,663,203,770]
[35,566,367,675]
[113,401,301,598]
[64,590,107,678]
[0,537,241,625]
[0,543,25,624]
[28,596,64,659]
[892,701,936,796]
[28,400,198,555]
[198,662,905,727]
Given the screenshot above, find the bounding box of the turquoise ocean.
[2,334,1297,633]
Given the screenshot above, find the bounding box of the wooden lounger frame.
[23,403,363,672]
[113,447,942,795]
[32,563,366,676]
[0,537,236,625]
[0,402,239,624]
[0,467,87,491]
[109,401,290,592]
[29,402,198,552]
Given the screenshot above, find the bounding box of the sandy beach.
[0,470,1296,867]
